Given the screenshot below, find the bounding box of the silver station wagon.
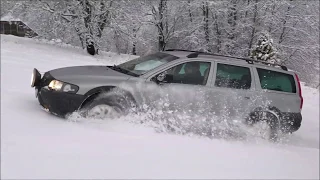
[30,49,303,141]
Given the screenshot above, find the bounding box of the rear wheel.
[246,109,281,142]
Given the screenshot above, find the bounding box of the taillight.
[294,73,303,110]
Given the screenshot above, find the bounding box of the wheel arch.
[78,86,137,110]
[247,106,282,125]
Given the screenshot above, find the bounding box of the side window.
[214,63,252,89]
[155,61,211,85]
[257,68,296,93]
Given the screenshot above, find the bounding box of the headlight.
[48,80,79,93]
[48,80,63,91]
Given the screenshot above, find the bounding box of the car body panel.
[32,50,303,132]
[49,66,131,79]
[252,67,301,113]
[37,86,85,117]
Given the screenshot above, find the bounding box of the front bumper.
[37,87,85,117]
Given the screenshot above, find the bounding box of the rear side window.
[257,68,296,93]
[215,63,252,89]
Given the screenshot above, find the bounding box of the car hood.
[48,65,132,83]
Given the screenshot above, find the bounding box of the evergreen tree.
[250,31,278,64]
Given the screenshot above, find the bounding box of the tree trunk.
[97,0,113,38]
[268,2,276,33]
[213,13,221,53]
[278,1,292,44]
[245,0,250,19]
[75,27,85,49]
[227,0,237,40]
[158,0,167,51]
[188,0,192,22]
[114,30,121,55]
[248,0,258,56]
[203,1,210,52]
[132,42,136,55]
[132,27,137,55]
[79,0,96,55]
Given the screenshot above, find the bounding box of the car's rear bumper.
[280,112,302,133]
[37,87,85,117]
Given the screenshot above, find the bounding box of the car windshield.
[116,52,179,76]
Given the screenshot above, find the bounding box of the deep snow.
[1,35,319,179]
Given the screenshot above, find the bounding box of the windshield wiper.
[109,65,139,77]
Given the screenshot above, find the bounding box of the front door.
[147,60,213,112]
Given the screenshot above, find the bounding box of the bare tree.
[36,0,114,55]
[4,0,319,86]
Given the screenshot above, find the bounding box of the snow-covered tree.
[0,0,17,16]
[1,0,318,87]
[34,0,114,55]
[250,31,278,64]
[144,0,189,51]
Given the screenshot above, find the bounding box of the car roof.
[163,50,194,58]
[163,50,291,73]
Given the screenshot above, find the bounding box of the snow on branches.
[250,31,279,64]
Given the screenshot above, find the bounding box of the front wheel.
[86,103,121,119]
[80,93,136,119]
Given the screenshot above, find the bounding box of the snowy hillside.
[1,35,319,179]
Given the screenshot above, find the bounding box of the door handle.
[244,96,250,100]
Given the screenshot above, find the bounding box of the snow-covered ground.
[1,35,319,179]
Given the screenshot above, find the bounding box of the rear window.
[257,68,296,93]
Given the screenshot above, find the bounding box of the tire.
[80,92,137,119]
[246,108,281,142]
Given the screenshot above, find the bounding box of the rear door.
[208,62,257,119]
[253,67,301,113]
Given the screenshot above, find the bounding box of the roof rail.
[164,49,201,53]
[164,49,288,71]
